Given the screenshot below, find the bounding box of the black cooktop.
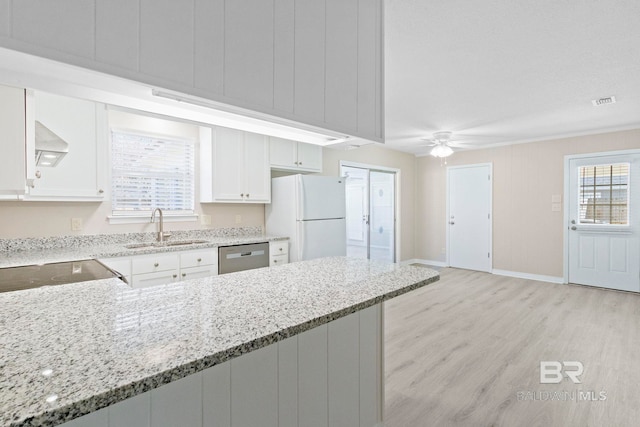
[0,259,125,293]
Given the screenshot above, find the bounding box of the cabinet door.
[269,137,298,170]
[131,269,179,288]
[243,132,271,203]
[212,126,245,202]
[296,143,323,172]
[0,85,26,198]
[27,91,106,200]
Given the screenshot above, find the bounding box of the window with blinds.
[578,163,629,225]
[111,131,195,215]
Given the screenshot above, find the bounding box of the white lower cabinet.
[269,240,289,266]
[100,248,218,289]
[59,304,382,427]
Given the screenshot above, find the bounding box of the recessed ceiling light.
[591,96,616,106]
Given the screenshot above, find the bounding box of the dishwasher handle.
[225,250,266,259]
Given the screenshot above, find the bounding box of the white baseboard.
[492,269,564,284]
[401,258,448,267]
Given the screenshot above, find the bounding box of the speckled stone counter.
[0,257,439,427]
[0,228,286,268]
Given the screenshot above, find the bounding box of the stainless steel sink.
[124,239,208,249]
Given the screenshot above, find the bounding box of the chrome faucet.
[150,208,172,242]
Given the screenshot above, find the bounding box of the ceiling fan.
[420,131,460,158]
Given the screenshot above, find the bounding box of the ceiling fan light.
[430,144,453,158]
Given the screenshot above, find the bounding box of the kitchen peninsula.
[0,256,439,427]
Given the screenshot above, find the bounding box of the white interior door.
[568,154,640,292]
[448,164,492,272]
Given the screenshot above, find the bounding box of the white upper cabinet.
[25,91,107,201]
[2,0,383,141]
[0,84,27,199]
[269,137,322,173]
[201,126,270,204]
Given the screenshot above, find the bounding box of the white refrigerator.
[265,175,346,262]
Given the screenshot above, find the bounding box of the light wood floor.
[384,268,640,427]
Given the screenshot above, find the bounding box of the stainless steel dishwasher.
[218,242,270,275]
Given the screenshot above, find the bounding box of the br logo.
[540,361,584,384]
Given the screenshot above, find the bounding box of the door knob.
[571,226,577,230]
[449,221,455,225]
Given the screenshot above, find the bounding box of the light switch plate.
[551,203,562,212]
[552,194,562,203]
[235,215,242,224]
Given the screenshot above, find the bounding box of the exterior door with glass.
[568,154,640,292]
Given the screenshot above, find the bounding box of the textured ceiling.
[384,0,640,155]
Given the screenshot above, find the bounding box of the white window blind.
[111,131,195,215]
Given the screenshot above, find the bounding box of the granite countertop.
[0,229,287,269]
[0,257,439,427]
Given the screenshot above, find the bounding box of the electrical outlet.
[200,214,212,225]
[552,203,562,212]
[235,214,242,224]
[71,218,83,231]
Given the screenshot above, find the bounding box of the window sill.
[107,214,199,225]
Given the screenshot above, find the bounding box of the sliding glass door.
[343,165,396,262]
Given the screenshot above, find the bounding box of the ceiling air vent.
[591,96,616,107]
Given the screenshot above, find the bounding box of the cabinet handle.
[279,248,283,252]
[240,193,244,197]
[246,194,249,198]
[35,170,42,179]
[274,259,278,263]
[197,258,202,262]
[182,273,186,277]
[294,161,299,165]
[172,274,177,278]
[154,262,159,267]
[98,189,104,194]
[299,162,302,165]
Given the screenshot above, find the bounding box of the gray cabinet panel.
[194,0,224,95]
[294,0,326,123]
[11,0,95,58]
[96,0,139,71]
[274,0,295,113]
[358,0,381,138]
[224,0,274,108]
[140,0,194,86]
[0,0,9,36]
[326,0,358,131]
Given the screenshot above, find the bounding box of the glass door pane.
[369,170,395,262]
[344,166,369,259]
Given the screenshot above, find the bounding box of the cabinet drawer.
[180,249,217,269]
[270,254,289,267]
[131,269,179,288]
[180,265,217,280]
[132,253,179,274]
[270,241,289,255]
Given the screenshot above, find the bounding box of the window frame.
[107,127,197,224]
